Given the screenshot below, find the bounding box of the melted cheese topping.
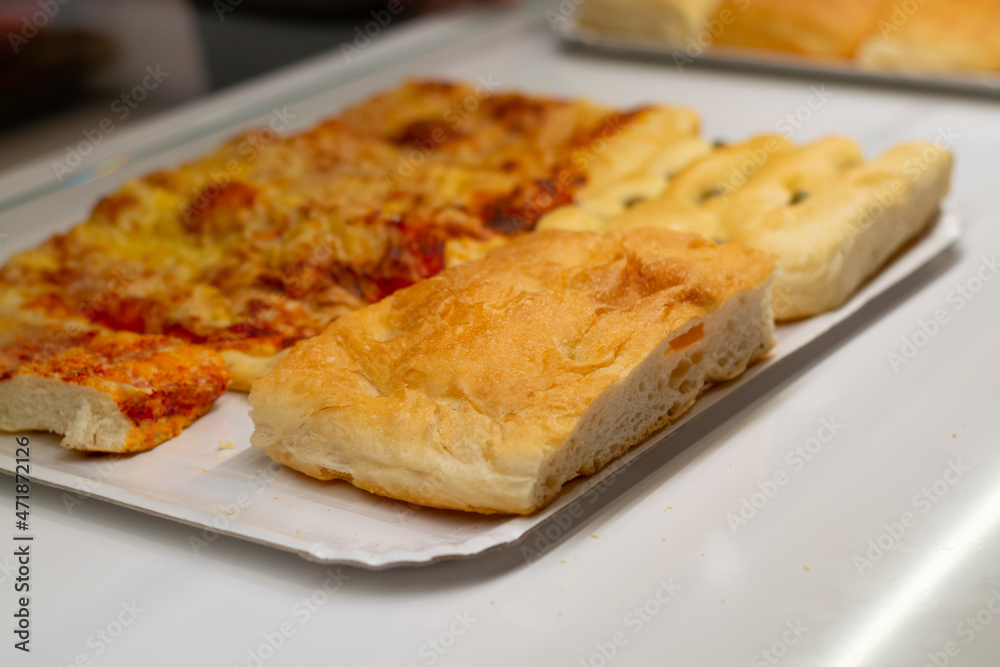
[1,81,654,361]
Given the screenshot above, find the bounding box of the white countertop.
[1,4,999,666]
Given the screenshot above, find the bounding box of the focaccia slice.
[249,229,774,514]
[539,135,952,320]
[0,322,230,452]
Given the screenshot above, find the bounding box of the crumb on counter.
[219,440,236,449]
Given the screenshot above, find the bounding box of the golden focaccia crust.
[857,0,1000,73]
[539,135,952,319]
[0,80,703,390]
[249,229,775,514]
[0,321,230,452]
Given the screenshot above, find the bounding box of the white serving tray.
[0,3,962,567]
[0,210,959,568]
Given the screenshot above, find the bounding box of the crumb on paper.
[952,434,956,438]
[490,601,495,605]
[661,539,666,543]
[560,560,566,564]
[590,534,599,539]
[803,566,810,572]
[219,440,236,450]
[667,506,673,510]
[720,599,725,604]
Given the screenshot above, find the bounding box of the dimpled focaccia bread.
[249,229,775,514]
[539,135,952,320]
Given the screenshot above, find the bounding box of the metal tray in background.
[557,21,1000,98]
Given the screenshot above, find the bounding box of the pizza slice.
[0,321,230,453]
[0,80,705,390]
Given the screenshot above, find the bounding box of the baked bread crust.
[578,0,722,44]
[249,229,774,514]
[539,135,952,319]
[0,322,230,452]
[712,0,890,59]
[857,0,1000,74]
[0,81,703,390]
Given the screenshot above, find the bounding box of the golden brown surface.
[0,81,703,390]
[539,134,952,319]
[857,0,1000,73]
[249,229,774,514]
[713,0,890,59]
[0,322,230,451]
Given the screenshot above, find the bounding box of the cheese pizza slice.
[0,322,230,452]
[0,81,705,390]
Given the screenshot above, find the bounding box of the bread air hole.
[668,323,704,351]
[669,358,691,390]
